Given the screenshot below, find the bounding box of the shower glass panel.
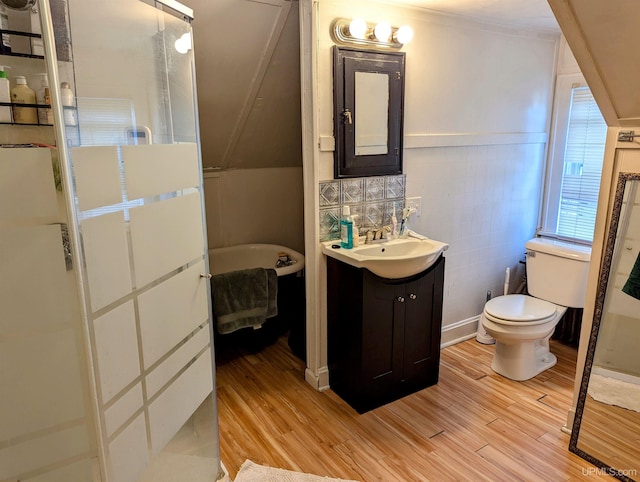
[58,0,220,480]
[0,147,98,481]
[0,1,221,481]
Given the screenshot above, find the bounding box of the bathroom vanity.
[326,254,445,413]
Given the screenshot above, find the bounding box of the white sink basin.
[322,236,449,279]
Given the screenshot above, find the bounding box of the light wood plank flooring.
[215,337,612,481]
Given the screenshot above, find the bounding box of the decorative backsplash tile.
[319,207,340,242]
[347,203,364,226]
[365,176,385,201]
[386,175,406,200]
[319,174,406,241]
[319,180,340,207]
[341,178,364,204]
[364,202,385,227]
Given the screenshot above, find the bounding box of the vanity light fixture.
[332,18,413,49]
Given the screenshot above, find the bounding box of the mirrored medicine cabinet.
[333,46,405,178]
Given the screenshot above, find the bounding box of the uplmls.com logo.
[582,466,637,477]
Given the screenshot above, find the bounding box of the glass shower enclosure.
[0,0,222,480]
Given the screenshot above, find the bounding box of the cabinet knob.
[409,293,417,300]
[397,296,405,303]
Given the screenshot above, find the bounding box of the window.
[541,75,607,244]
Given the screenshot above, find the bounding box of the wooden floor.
[215,336,612,481]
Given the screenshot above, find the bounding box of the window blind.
[74,97,144,222]
[557,86,607,242]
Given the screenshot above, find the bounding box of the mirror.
[570,172,640,481]
[333,46,404,178]
[355,71,389,156]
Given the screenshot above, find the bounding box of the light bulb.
[175,32,192,54]
[374,22,392,42]
[395,25,414,44]
[348,18,367,39]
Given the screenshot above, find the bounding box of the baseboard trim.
[441,332,478,349]
[441,315,480,348]
[305,366,330,392]
[563,407,576,435]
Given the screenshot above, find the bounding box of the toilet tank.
[525,238,591,308]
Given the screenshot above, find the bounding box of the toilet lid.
[485,294,557,323]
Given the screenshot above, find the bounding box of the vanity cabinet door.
[403,258,444,388]
[361,275,405,394]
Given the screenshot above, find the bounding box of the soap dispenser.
[352,214,360,247]
[340,205,353,249]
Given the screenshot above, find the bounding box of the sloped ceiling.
[548,0,640,127]
[186,0,302,170]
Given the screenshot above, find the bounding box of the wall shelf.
[0,101,53,126]
[0,28,44,59]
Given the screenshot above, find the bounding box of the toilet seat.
[484,294,558,326]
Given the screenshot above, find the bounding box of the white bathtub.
[208,243,305,277]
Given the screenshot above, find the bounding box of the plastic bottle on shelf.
[11,76,37,124]
[0,65,11,123]
[60,81,77,126]
[35,73,53,124]
[0,5,11,54]
[30,7,44,56]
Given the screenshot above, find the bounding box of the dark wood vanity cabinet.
[327,255,445,413]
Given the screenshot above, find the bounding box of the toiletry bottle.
[352,215,360,247]
[11,76,38,124]
[0,5,11,54]
[60,81,77,126]
[340,205,353,249]
[30,6,44,57]
[391,203,398,239]
[399,207,416,237]
[35,73,53,125]
[0,66,11,123]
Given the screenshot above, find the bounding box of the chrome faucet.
[363,225,392,244]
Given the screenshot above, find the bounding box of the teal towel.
[622,252,640,301]
[212,268,278,334]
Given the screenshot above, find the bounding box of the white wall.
[303,0,559,388]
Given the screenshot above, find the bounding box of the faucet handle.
[365,230,374,243]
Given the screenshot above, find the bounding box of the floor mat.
[234,460,358,482]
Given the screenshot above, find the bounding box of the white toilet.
[481,238,591,381]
